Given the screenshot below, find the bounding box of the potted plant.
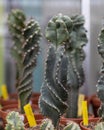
[36,13,82,130]
[4,111,81,130]
[0,9,42,124]
[41,13,89,124]
[5,111,25,130]
[80,23,104,130]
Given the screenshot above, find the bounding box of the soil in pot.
[0,92,40,107]
[80,117,100,130]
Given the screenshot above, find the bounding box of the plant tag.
[18,99,20,109]
[78,94,85,117]
[24,103,37,127]
[82,101,88,126]
[1,84,9,100]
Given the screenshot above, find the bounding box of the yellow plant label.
[18,99,20,109]
[78,94,85,117]
[24,104,37,127]
[1,84,9,100]
[82,101,88,126]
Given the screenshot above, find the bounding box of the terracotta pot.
[61,113,94,125]
[80,117,100,130]
[0,93,18,107]
[90,94,101,117]
[0,104,43,126]
[0,92,40,107]
[25,118,70,130]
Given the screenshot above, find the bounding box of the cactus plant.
[8,9,41,113]
[96,27,104,121]
[39,14,87,129]
[40,119,54,130]
[40,119,81,130]
[64,15,87,118]
[5,111,25,130]
[63,121,81,130]
[94,122,104,130]
[39,13,87,128]
[39,14,73,128]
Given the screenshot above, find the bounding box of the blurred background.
[0,0,103,95]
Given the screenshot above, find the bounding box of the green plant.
[63,121,81,130]
[96,27,104,121]
[40,119,54,130]
[64,15,88,118]
[39,14,87,127]
[5,111,25,130]
[94,122,104,130]
[8,9,41,113]
[39,14,73,128]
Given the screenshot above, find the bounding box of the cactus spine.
[8,9,41,113]
[5,111,25,130]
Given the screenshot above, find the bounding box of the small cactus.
[94,122,104,130]
[5,111,25,130]
[40,119,81,130]
[63,121,81,130]
[8,9,41,113]
[40,119,54,130]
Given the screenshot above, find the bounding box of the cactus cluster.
[96,27,104,121]
[8,9,41,113]
[39,13,87,128]
[40,119,81,130]
[5,111,25,130]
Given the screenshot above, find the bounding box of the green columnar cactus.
[96,27,104,121]
[39,14,73,128]
[39,14,87,128]
[63,15,87,118]
[8,9,41,113]
[5,111,25,130]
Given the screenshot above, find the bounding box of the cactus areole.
[8,9,41,113]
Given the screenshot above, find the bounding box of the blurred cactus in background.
[8,9,41,113]
[96,28,104,120]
